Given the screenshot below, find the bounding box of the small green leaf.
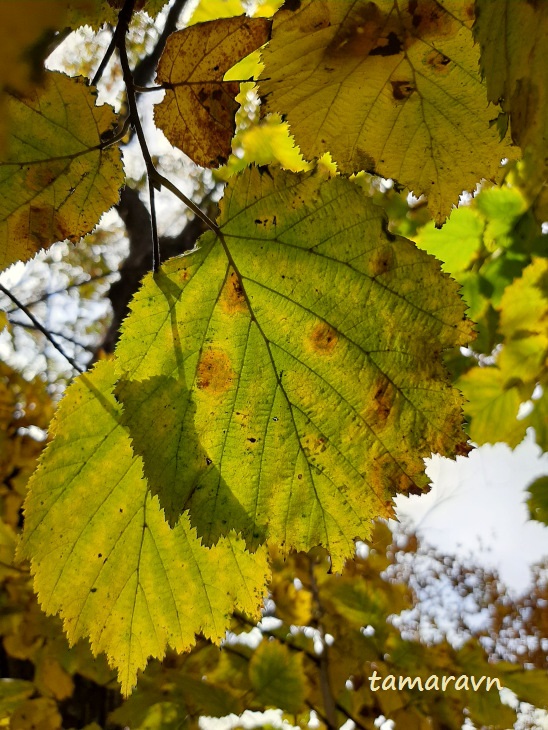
[249,640,306,713]
[458,367,531,447]
[527,475,548,526]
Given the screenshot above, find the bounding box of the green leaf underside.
[259,0,512,222]
[115,168,471,569]
[0,72,123,271]
[475,0,548,163]
[17,361,269,696]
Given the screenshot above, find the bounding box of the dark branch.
[10,320,94,353]
[4,273,114,315]
[133,0,188,88]
[99,185,210,354]
[91,27,117,87]
[114,0,219,272]
[0,284,83,373]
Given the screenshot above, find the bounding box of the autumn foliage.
[0,0,547,727]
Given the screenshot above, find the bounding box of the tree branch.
[10,320,94,353]
[0,284,83,373]
[4,273,114,315]
[133,0,187,88]
[99,184,210,353]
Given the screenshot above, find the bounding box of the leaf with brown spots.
[259,0,514,222]
[0,71,124,272]
[154,15,271,168]
[114,167,472,568]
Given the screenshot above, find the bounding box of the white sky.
[394,431,548,593]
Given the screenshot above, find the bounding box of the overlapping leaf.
[18,361,270,696]
[0,71,123,272]
[475,0,548,166]
[259,0,512,221]
[115,167,471,569]
[154,16,270,167]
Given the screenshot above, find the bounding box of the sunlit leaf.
[414,206,483,274]
[497,258,548,383]
[259,0,512,222]
[0,72,123,272]
[18,361,269,696]
[154,16,271,167]
[458,367,531,447]
[115,167,471,569]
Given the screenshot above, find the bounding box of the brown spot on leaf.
[220,270,247,314]
[355,148,376,172]
[12,204,71,255]
[424,49,451,73]
[25,160,67,192]
[373,379,393,423]
[309,322,338,355]
[370,31,402,56]
[326,2,399,59]
[408,0,458,39]
[391,80,415,100]
[369,245,395,276]
[196,349,234,394]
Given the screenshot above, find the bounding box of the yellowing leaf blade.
[260,0,513,221]
[116,167,472,569]
[154,16,270,167]
[0,72,124,271]
[18,361,269,696]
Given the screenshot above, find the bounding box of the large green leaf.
[0,72,123,272]
[18,361,269,696]
[259,0,512,221]
[115,167,471,569]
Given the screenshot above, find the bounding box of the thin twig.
[0,284,83,373]
[148,176,161,271]
[309,558,339,730]
[91,27,117,87]
[4,273,115,315]
[115,0,219,271]
[10,320,94,353]
[133,84,167,93]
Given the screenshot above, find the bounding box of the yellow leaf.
[0,72,124,272]
[260,0,513,222]
[115,168,472,569]
[0,1,68,152]
[458,367,531,447]
[154,16,271,168]
[10,698,62,730]
[18,361,270,696]
[498,258,548,383]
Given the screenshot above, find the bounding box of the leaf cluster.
[0,0,546,723]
